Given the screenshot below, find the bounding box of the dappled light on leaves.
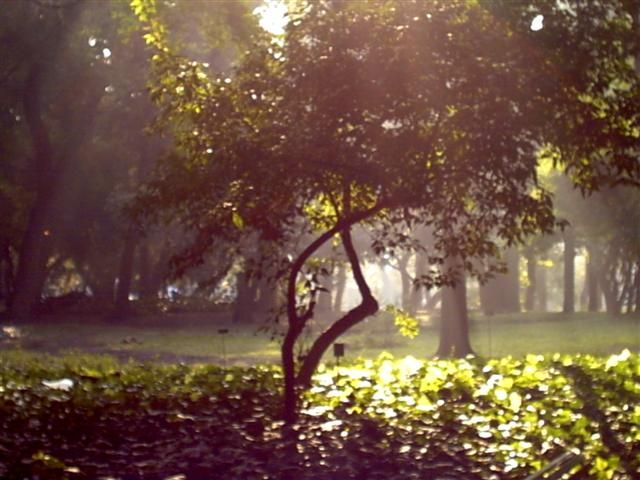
[254,0,288,36]
[2,351,638,478]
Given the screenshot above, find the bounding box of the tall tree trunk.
[145,242,171,299]
[0,243,15,308]
[112,225,138,319]
[563,228,576,314]
[602,285,621,316]
[599,268,621,316]
[621,261,635,314]
[9,65,57,321]
[504,247,521,313]
[8,2,90,320]
[585,246,602,312]
[409,252,427,314]
[10,43,99,320]
[537,264,548,311]
[333,262,346,313]
[480,247,520,315]
[232,268,258,323]
[397,253,413,313]
[436,256,473,358]
[524,248,536,311]
[255,276,279,322]
[137,241,156,300]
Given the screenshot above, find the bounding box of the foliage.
[132,0,573,419]
[130,0,640,420]
[385,305,420,339]
[0,0,259,315]
[1,351,639,479]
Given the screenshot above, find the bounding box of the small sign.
[333,343,345,358]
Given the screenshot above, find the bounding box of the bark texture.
[436,256,473,358]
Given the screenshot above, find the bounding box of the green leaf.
[232,211,245,229]
[385,305,419,339]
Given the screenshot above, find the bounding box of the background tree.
[479,247,521,316]
[2,0,105,319]
[0,0,258,318]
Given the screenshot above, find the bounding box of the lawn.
[2,311,638,365]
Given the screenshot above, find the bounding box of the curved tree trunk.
[281,197,388,423]
[295,227,378,387]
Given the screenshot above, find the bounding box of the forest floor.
[1,311,639,365]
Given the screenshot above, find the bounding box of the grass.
[341,311,640,360]
[1,311,638,365]
[467,312,640,357]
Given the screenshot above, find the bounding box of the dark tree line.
[0,0,259,319]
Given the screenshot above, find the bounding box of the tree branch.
[296,226,378,387]
[285,199,388,329]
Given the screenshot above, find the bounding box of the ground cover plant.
[1,350,638,479]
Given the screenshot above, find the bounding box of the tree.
[0,0,258,318]
[562,226,576,314]
[437,255,472,357]
[1,0,105,319]
[479,247,521,315]
[134,0,640,422]
[554,172,640,315]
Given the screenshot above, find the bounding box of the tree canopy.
[133,0,640,420]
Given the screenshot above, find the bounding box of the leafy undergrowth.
[0,351,638,479]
